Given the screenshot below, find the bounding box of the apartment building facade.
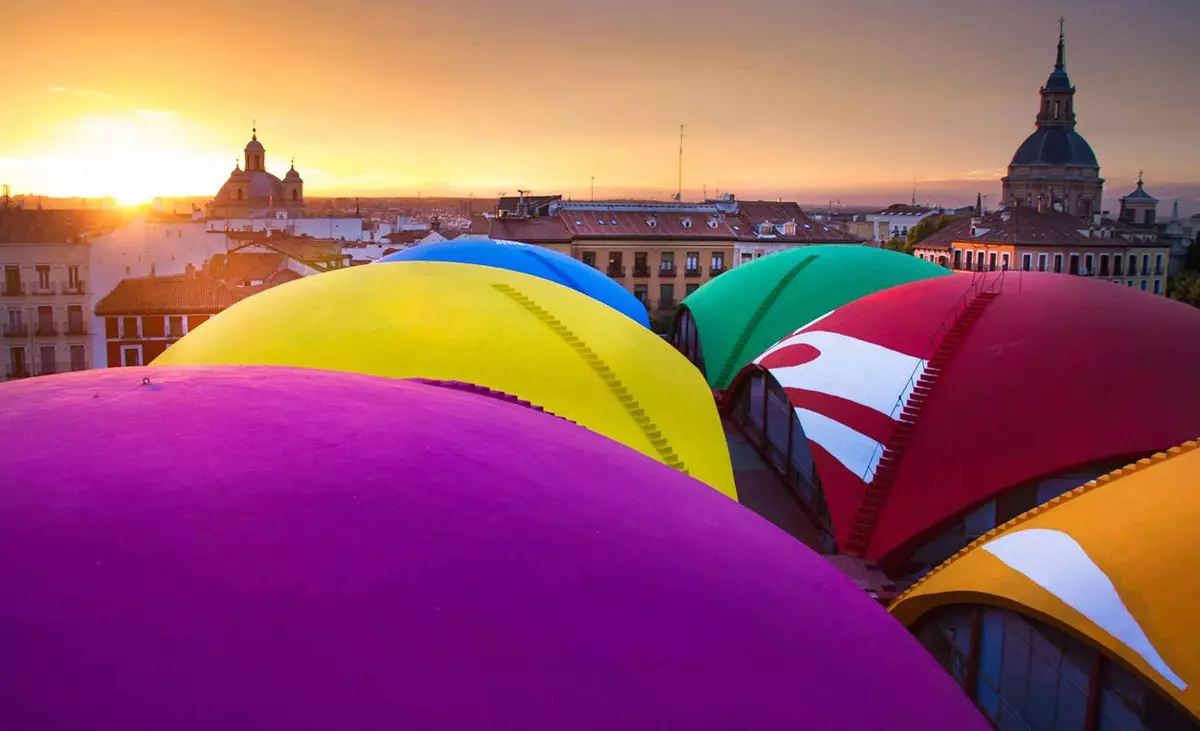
[1,210,121,381]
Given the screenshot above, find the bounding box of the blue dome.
[1011,127,1098,167]
[378,239,651,328]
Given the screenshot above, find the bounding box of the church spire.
[1055,17,1066,71]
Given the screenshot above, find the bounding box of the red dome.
[741,272,1200,566]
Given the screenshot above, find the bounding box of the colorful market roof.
[736,271,1200,564]
[152,262,735,497]
[891,439,1200,720]
[0,365,992,731]
[677,246,951,390]
[378,238,651,327]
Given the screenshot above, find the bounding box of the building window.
[1141,279,1148,291]
[711,252,725,272]
[167,315,185,338]
[67,265,81,291]
[989,252,998,271]
[1037,254,1046,272]
[1142,254,1151,275]
[633,252,649,276]
[9,345,28,378]
[121,346,142,367]
[606,252,623,277]
[633,284,648,306]
[1113,255,1123,276]
[70,345,86,371]
[1001,253,1010,270]
[1021,253,1032,271]
[953,249,962,269]
[658,283,675,311]
[1084,254,1094,275]
[121,317,140,339]
[1099,255,1110,277]
[685,283,699,296]
[581,251,596,268]
[1068,253,1079,275]
[67,305,84,335]
[291,189,298,201]
[740,252,753,264]
[685,251,700,275]
[1127,280,1135,288]
[1155,253,1164,275]
[39,345,56,375]
[236,188,244,201]
[660,251,675,274]
[1154,279,1162,295]
[36,265,50,291]
[965,250,974,269]
[36,305,54,336]
[1054,254,1063,273]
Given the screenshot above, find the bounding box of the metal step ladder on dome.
[843,284,1002,558]
[490,282,689,476]
[713,255,818,389]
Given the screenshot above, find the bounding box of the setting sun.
[3,110,229,205]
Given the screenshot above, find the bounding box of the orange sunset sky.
[2,0,1198,207]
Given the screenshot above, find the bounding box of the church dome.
[283,164,302,183]
[245,170,285,199]
[229,164,247,178]
[245,132,264,154]
[1010,127,1098,168]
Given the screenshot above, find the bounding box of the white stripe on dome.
[983,529,1186,691]
[795,408,885,483]
[759,331,926,418]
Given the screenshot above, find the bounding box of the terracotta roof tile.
[206,252,285,284]
[727,201,860,243]
[918,207,1157,250]
[561,211,736,240]
[95,275,252,316]
[0,209,124,244]
[488,216,572,243]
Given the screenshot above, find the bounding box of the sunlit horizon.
[2,0,1198,209]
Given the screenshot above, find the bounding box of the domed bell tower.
[283,159,304,209]
[245,127,265,172]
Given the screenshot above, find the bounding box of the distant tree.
[883,236,913,256]
[1168,270,1200,308]
[906,215,956,247]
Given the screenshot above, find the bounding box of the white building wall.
[88,218,230,367]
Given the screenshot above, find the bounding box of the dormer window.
[680,217,692,229]
[575,219,583,226]
[781,222,797,235]
[707,218,718,229]
[646,218,657,228]
[610,218,618,225]
[597,218,605,225]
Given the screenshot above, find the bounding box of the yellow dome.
[154,261,735,497]
[891,440,1200,719]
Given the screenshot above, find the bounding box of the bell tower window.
[291,189,298,201]
[1053,101,1060,119]
[236,188,244,201]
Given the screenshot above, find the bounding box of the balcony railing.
[6,365,31,379]
[710,265,726,276]
[67,322,88,336]
[63,280,86,295]
[35,323,58,337]
[659,265,677,277]
[657,297,676,311]
[3,324,29,338]
[606,264,624,278]
[685,267,702,278]
[632,265,651,277]
[1,283,23,297]
[31,283,57,296]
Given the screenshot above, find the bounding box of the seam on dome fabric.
[713,254,818,388]
[891,438,1200,607]
[409,378,580,426]
[489,282,690,476]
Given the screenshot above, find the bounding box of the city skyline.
[1,0,1197,207]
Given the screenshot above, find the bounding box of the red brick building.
[95,253,302,367]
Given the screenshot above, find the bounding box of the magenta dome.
[0,366,987,730]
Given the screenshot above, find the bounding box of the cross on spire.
[1059,16,1065,37]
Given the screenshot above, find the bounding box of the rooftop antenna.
[1,184,8,209]
[590,176,595,203]
[911,176,916,206]
[675,124,685,202]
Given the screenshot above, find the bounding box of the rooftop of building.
[917,207,1162,249]
[0,208,125,244]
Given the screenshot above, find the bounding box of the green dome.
[675,246,952,390]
